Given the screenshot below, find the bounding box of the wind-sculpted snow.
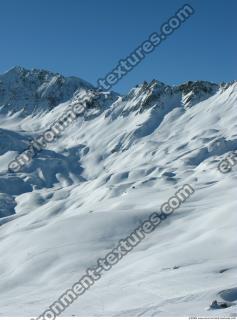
[0,68,237,317]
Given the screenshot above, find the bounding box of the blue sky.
[0,0,236,93]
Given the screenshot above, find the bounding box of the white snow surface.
[0,67,237,316]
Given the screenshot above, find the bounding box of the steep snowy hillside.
[0,67,236,317]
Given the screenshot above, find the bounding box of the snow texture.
[0,67,237,317]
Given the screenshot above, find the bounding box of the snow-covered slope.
[0,67,237,317]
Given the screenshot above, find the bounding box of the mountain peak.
[6,65,25,73]
[0,66,94,115]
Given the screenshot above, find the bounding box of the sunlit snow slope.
[0,67,237,316]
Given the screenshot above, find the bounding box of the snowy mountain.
[0,67,237,317]
[0,66,93,115]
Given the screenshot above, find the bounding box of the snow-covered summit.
[0,66,94,115]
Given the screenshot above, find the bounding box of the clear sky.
[0,0,236,93]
